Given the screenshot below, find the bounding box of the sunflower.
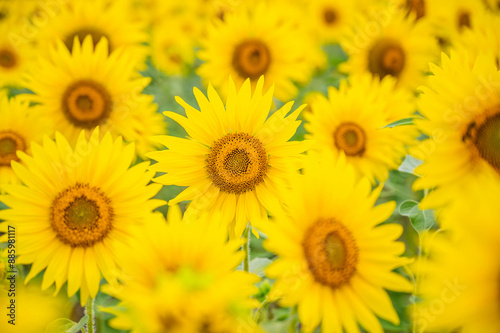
[304,74,418,184]
[413,184,500,332]
[147,77,310,238]
[263,153,412,333]
[0,279,72,332]
[37,0,148,63]
[197,2,318,101]
[412,51,500,209]
[0,128,164,305]
[0,20,35,88]
[0,91,51,191]
[24,36,165,159]
[340,11,438,92]
[306,0,357,44]
[104,209,261,333]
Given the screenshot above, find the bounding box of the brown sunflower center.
[0,131,26,166]
[206,132,268,194]
[51,183,113,248]
[368,40,406,79]
[64,28,110,52]
[62,79,112,128]
[232,39,271,80]
[323,7,337,25]
[466,112,500,172]
[406,0,425,19]
[457,11,471,30]
[334,122,366,156]
[159,314,180,331]
[0,48,17,69]
[302,218,359,289]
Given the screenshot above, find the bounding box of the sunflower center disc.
[62,79,112,128]
[406,0,425,19]
[472,113,500,171]
[51,183,113,248]
[232,39,271,80]
[334,122,366,156]
[0,49,16,69]
[323,8,337,25]
[368,40,406,78]
[206,132,268,194]
[64,28,110,52]
[0,131,25,166]
[302,218,359,288]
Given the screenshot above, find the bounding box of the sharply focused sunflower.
[414,185,500,333]
[412,51,500,209]
[0,20,35,88]
[264,153,412,333]
[197,2,318,101]
[0,128,164,305]
[24,36,165,159]
[304,75,418,183]
[104,208,261,333]
[0,91,50,190]
[148,77,310,238]
[37,0,148,62]
[340,11,438,92]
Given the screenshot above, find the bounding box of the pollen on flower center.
[232,39,271,80]
[51,183,113,248]
[334,122,366,156]
[0,131,26,166]
[206,132,268,194]
[468,112,500,172]
[302,218,359,289]
[62,79,112,128]
[368,40,406,79]
[323,8,337,25]
[64,28,111,52]
[0,48,16,69]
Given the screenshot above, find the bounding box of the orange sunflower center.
[206,132,268,194]
[0,131,26,166]
[406,0,425,19]
[303,218,359,289]
[368,40,406,79]
[51,183,113,248]
[334,122,366,156]
[0,48,17,69]
[232,39,271,80]
[64,28,111,52]
[62,79,112,128]
[465,111,500,172]
[457,11,471,30]
[323,7,337,25]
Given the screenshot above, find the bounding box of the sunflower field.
[0,0,499,332]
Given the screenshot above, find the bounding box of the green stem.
[288,306,298,333]
[243,224,251,273]
[85,298,95,333]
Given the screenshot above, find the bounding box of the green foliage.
[45,315,89,333]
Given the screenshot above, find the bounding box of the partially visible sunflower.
[304,75,418,184]
[24,36,165,159]
[340,11,438,92]
[412,51,500,209]
[197,2,319,101]
[147,77,310,238]
[0,20,35,88]
[104,209,261,333]
[264,153,412,333]
[37,0,148,63]
[306,0,357,44]
[0,128,164,305]
[0,91,51,191]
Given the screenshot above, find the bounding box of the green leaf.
[398,155,423,176]
[249,258,272,277]
[383,118,414,128]
[45,315,89,333]
[399,200,436,234]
